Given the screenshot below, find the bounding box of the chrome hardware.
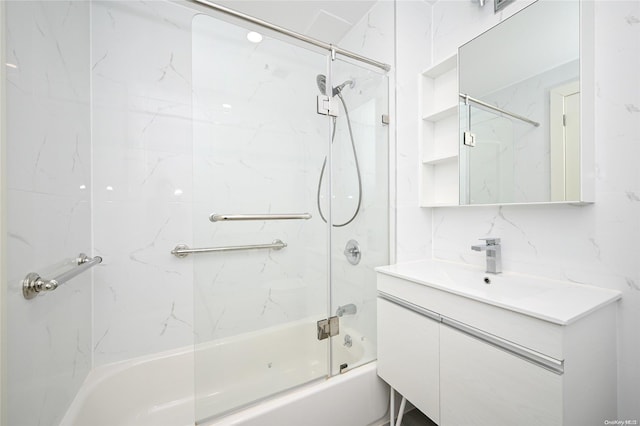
[171,239,286,258]
[381,114,390,125]
[442,316,564,375]
[495,0,515,13]
[22,253,103,300]
[463,131,476,147]
[471,237,502,274]
[187,0,391,72]
[336,303,357,317]
[317,95,339,117]
[344,239,361,265]
[459,93,540,127]
[344,334,353,348]
[209,213,311,222]
[317,316,339,340]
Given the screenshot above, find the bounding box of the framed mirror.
[458,0,593,205]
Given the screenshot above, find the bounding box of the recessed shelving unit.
[419,53,459,207]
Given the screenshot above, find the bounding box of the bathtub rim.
[198,360,389,426]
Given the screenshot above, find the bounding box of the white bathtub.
[61,321,389,426]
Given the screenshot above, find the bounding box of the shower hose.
[316,93,363,227]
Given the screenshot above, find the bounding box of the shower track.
[185,0,391,72]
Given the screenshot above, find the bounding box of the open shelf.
[422,104,458,122]
[419,54,460,208]
[422,153,458,165]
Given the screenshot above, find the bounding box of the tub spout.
[336,303,357,317]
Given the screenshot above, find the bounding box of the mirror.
[458,0,584,205]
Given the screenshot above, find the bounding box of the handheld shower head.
[316,74,354,97]
[316,74,328,96]
[334,79,354,95]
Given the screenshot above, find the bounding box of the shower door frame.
[0,1,7,422]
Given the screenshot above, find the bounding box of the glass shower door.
[326,58,389,375]
[191,14,332,422]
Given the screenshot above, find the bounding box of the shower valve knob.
[344,240,361,265]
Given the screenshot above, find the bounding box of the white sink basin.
[376,260,621,325]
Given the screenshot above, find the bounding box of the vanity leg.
[396,396,407,426]
[390,386,395,426]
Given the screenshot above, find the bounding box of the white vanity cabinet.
[376,261,621,426]
[377,298,440,424]
[439,325,562,425]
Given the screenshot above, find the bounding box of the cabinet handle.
[378,291,565,375]
[441,316,564,375]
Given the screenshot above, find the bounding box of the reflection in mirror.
[458,0,580,205]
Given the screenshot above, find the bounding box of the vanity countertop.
[376,260,621,325]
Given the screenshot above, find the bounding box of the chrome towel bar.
[172,239,287,258]
[23,253,102,300]
[460,93,540,127]
[209,213,312,222]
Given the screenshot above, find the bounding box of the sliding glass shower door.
[191,14,332,421]
[190,10,389,422]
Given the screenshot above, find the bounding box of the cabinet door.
[440,325,562,426]
[377,298,439,423]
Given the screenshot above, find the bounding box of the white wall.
[422,0,640,419]
[395,0,434,262]
[3,2,92,424]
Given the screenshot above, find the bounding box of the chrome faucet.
[336,303,357,317]
[471,237,502,274]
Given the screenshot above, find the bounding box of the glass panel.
[191,15,331,422]
[3,2,92,424]
[327,58,389,375]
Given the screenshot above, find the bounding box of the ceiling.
[212,0,379,44]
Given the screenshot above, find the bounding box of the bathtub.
[61,320,389,426]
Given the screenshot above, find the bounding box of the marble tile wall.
[91,0,195,366]
[428,0,640,418]
[394,0,434,262]
[4,2,91,424]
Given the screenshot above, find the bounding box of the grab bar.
[209,213,312,222]
[23,253,103,299]
[171,239,287,258]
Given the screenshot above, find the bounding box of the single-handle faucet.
[471,237,502,274]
